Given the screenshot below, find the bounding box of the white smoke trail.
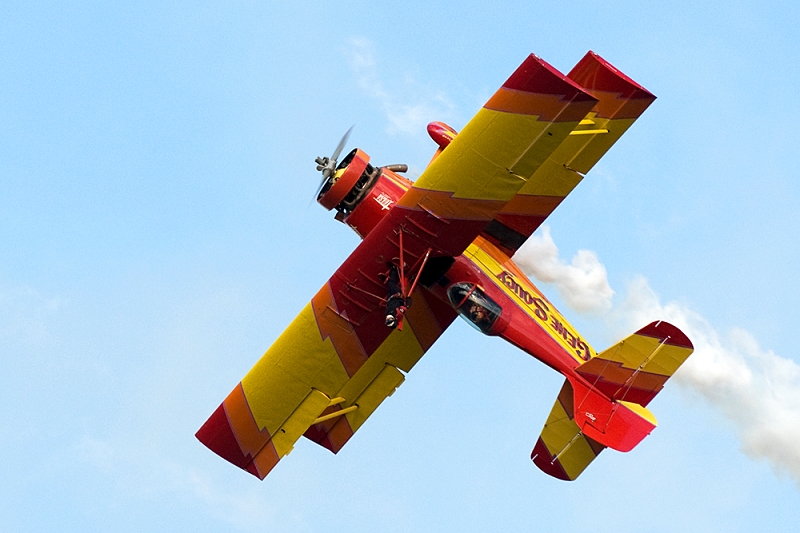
[516,225,800,486]
[515,226,614,314]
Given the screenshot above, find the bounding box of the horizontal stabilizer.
[576,321,694,406]
[532,321,693,478]
[531,380,605,481]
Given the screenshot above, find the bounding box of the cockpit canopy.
[446,282,501,334]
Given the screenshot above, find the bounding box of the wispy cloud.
[345,37,455,136]
[515,225,800,486]
[75,434,278,531]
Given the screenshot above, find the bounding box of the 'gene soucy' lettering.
[496,271,591,361]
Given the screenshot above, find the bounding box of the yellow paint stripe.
[538,381,601,479]
[619,401,658,426]
[241,303,350,435]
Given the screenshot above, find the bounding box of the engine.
[316,148,412,238]
[315,122,459,239]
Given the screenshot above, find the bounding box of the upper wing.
[481,51,657,255]
[397,53,598,255]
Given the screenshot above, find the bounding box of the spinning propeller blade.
[314,126,353,202]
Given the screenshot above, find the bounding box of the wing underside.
[196,284,455,479]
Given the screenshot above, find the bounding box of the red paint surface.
[531,438,570,481]
[427,121,458,149]
[502,54,596,102]
[636,320,693,349]
[568,51,656,119]
[341,169,409,239]
[196,403,251,469]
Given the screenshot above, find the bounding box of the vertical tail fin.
[568,377,658,452]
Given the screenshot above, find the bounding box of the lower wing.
[196,284,455,479]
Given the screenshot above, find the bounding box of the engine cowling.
[338,167,411,238]
[316,122,460,239]
[317,148,375,211]
[316,147,412,239]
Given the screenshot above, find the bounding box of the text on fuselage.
[496,271,591,361]
[374,192,393,211]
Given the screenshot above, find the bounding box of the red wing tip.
[569,50,656,101]
[531,439,572,481]
[245,462,267,480]
[636,321,694,349]
[196,403,253,470]
[503,54,597,103]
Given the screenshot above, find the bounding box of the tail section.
[532,321,693,480]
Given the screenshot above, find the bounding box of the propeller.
[314,125,353,202]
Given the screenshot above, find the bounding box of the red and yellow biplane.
[197,51,694,482]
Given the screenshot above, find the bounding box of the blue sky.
[2,1,800,531]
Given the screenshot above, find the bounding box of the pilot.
[469,303,485,321]
[469,303,487,323]
[468,302,495,331]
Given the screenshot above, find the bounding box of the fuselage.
[317,140,594,382]
[440,237,594,377]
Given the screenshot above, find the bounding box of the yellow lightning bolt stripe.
[240,303,351,437]
[236,287,433,460]
[534,380,604,480]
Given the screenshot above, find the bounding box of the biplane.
[196,51,694,481]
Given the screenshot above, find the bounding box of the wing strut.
[313,405,358,424]
[391,228,432,331]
